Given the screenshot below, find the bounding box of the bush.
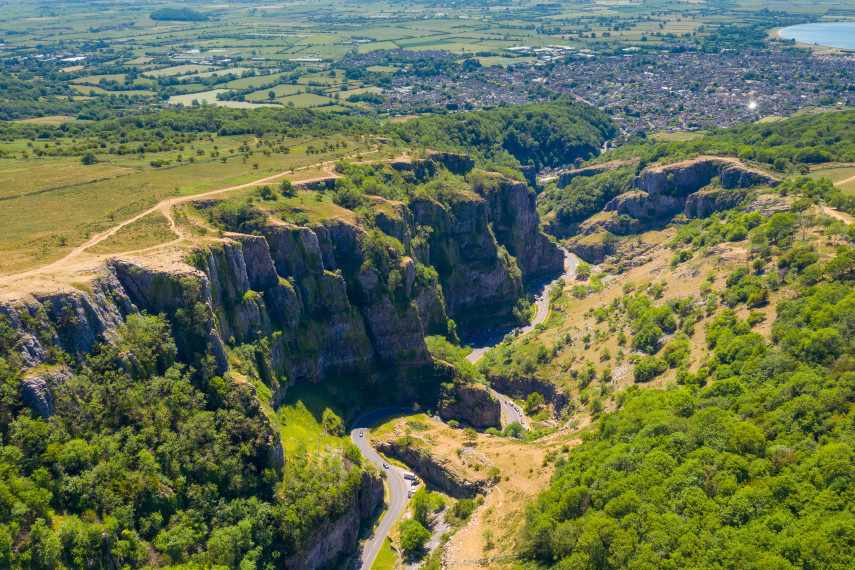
[634,356,668,383]
[400,520,431,556]
[81,151,97,165]
[670,250,693,268]
[662,340,690,367]
[450,499,477,522]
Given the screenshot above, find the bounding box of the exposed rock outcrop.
[684,187,750,219]
[285,469,384,569]
[438,383,500,428]
[410,195,523,329]
[19,366,73,419]
[635,157,779,197]
[476,178,564,281]
[376,439,487,499]
[486,372,571,417]
[604,190,685,219]
[604,157,780,221]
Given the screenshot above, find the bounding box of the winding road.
[350,251,579,569]
[465,250,579,364]
[468,250,579,430]
[350,408,415,570]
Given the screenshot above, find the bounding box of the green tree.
[399,520,430,556]
[463,427,477,444]
[281,178,296,197]
[524,392,545,414]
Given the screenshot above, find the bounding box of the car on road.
[407,490,413,498]
[383,462,388,469]
[359,430,364,437]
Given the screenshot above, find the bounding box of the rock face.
[486,372,571,417]
[605,157,781,221]
[684,188,750,219]
[556,159,638,189]
[438,383,501,428]
[476,178,565,280]
[0,155,557,567]
[376,440,487,499]
[20,366,73,419]
[604,190,685,220]
[570,240,609,264]
[410,196,523,329]
[635,157,780,197]
[284,469,383,570]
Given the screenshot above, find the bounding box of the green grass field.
[0,134,374,274]
[87,212,177,255]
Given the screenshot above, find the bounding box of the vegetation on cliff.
[389,98,617,171]
[0,309,374,567]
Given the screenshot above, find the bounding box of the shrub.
[634,356,668,383]
[400,520,431,556]
[280,179,296,197]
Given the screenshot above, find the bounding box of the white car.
[383,462,388,469]
[359,430,364,437]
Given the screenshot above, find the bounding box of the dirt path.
[0,146,383,291]
[835,173,855,188]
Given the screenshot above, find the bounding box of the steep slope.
[0,156,562,567]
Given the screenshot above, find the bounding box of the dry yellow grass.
[87,212,177,255]
[0,138,375,274]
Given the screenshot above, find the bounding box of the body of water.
[779,22,855,50]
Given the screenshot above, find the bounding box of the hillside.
[0,151,565,566]
[2,99,855,569]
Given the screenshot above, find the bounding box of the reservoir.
[778,22,855,50]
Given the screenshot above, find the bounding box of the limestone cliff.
[475,178,565,281]
[376,439,487,499]
[0,155,559,566]
[438,382,501,428]
[634,157,780,198]
[283,469,384,569]
[604,157,780,221]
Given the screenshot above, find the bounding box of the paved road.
[466,250,579,364]
[466,250,579,430]
[348,252,580,566]
[492,389,530,430]
[350,408,414,570]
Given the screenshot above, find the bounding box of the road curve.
[467,250,579,430]
[347,252,580,566]
[465,250,579,364]
[350,408,414,570]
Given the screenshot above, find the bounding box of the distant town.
[381,47,855,134]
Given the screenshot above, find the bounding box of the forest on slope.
[490,147,855,566]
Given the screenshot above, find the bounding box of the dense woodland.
[0,292,369,567]
[389,99,617,171]
[515,151,855,567]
